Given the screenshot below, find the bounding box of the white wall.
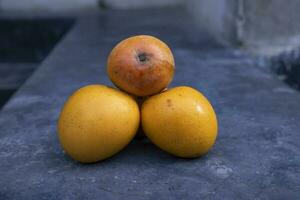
[186,0,237,46]
[186,0,300,54]
[0,0,98,14]
[0,0,183,14]
[103,0,183,9]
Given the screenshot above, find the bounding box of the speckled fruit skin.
[107,35,175,97]
[141,86,218,158]
[57,85,140,163]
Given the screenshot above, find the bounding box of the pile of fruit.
[57,35,218,163]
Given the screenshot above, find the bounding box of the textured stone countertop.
[0,9,300,200]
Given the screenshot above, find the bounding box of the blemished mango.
[141,86,218,158]
[107,35,175,97]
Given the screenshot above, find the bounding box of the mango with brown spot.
[107,35,175,97]
[141,86,218,158]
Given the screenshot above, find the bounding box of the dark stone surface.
[0,63,37,89]
[0,9,300,199]
[0,18,74,63]
[271,48,300,91]
[0,89,15,109]
[0,18,74,109]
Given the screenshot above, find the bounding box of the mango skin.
[141,86,218,158]
[107,35,175,97]
[57,85,140,163]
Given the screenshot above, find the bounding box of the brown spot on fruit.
[137,52,149,63]
[166,98,172,107]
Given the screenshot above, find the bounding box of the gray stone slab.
[0,63,37,89]
[0,9,300,199]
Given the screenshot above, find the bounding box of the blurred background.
[1,0,300,109]
[1,2,300,199]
